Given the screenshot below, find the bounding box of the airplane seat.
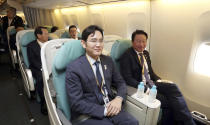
[18,30,36,98]
[49,33,59,39]
[102,35,122,55]
[41,39,71,125]
[60,31,70,38]
[54,29,66,38]
[110,39,161,125]
[7,26,17,69]
[110,39,131,70]
[60,31,81,39]
[52,40,85,123]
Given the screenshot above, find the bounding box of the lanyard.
[86,55,107,96]
[138,54,145,74]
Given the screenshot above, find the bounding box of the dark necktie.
[94,61,102,87]
[139,53,154,87]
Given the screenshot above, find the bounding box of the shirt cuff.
[104,106,107,116]
[116,96,123,101]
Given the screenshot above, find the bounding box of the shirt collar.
[86,53,101,65]
[134,49,143,55]
[37,39,45,48]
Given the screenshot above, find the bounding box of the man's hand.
[106,97,123,117]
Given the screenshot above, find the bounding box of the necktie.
[139,53,154,87]
[94,61,103,87]
[94,61,104,103]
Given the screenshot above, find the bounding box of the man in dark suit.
[27,26,49,115]
[9,23,24,51]
[1,7,23,51]
[119,30,195,125]
[66,25,138,125]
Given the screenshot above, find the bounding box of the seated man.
[66,25,138,125]
[68,25,80,39]
[119,30,195,125]
[27,26,49,115]
[9,23,24,51]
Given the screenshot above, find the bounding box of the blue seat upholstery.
[19,31,36,68]
[52,40,85,120]
[9,28,16,35]
[61,31,70,38]
[61,31,81,39]
[110,39,132,70]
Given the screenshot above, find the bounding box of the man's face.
[7,10,15,19]
[69,27,77,39]
[132,34,147,52]
[81,30,104,59]
[37,28,49,42]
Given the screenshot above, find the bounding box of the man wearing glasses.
[65,25,138,125]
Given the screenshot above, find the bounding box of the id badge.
[103,86,109,105]
[103,96,109,106]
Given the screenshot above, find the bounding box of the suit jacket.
[27,40,42,80]
[66,55,127,120]
[119,47,160,88]
[2,16,23,34]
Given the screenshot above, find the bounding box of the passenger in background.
[69,25,80,39]
[27,26,48,115]
[66,25,138,125]
[1,7,23,51]
[119,30,195,125]
[9,23,24,51]
[51,26,58,33]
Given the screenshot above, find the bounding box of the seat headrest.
[110,39,132,60]
[20,31,36,47]
[61,31,70,38]
[54,40,85,70]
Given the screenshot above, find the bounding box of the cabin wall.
[150,0,210,118]
[53,0,150,38]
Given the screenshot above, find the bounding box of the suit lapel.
[131,48,141,67]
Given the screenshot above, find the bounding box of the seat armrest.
[22,64,35,91]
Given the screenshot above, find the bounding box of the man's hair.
[131,30,148,42]
[51,26,58,33]
[82,25,104,42]
[34,26,47,38]
[69,25,77,31]
[7,7,16,14]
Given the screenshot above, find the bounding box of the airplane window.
[194,42,210,77]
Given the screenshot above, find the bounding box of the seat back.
[54,29,66,38]
[61,31,81,39]
[110,39,132,70]
[49,33,59,40]
[52,40,85,120]
[60,31,70,38]
[19,31,36,68]
[41,39,70,80]
[41,39,71,125]
[103,35,122,55]
[7,26,16,42]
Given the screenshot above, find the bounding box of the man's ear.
[37,34,41,39]
[81,40,86,49]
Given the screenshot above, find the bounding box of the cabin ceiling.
[11,0,128,9]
